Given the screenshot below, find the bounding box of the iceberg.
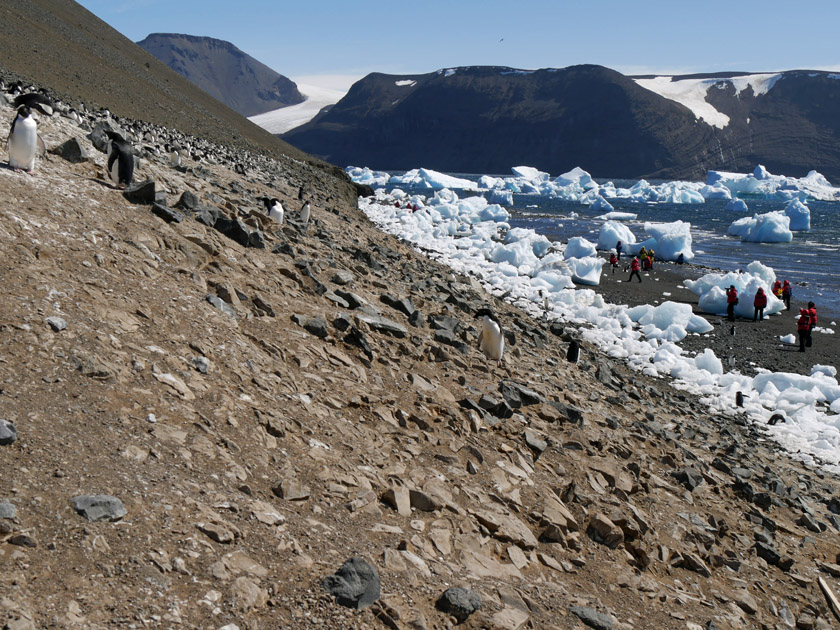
[388,168,478,191]
[567,256,604,286]
[784,199,811,231]
[725,198,749,212]
[643,221,694,261]
[727,211,793,243]
[598,221,637,251]
[685,262,785,318]
[564,236,597,260]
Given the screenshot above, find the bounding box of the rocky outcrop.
[283,65,840,180]
[137,33,304,117]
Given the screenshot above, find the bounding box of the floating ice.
[389,168,478,191]
[590,195,614,212]
[597,212,637,221]
[785,199,811,231]
[486,189,513,205]
[725,198,749,212]
[727,211,793,243]
[346,166,390,187]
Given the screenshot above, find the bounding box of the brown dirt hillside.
[3,93,840,630]
[0,0,312,163]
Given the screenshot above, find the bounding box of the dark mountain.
[0,0,314,163]
[283,65,840,181]
[137,33,304,117]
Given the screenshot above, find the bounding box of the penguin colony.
[2,80,307,223]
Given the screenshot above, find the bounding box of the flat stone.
[206,294,237,317]
[570,606,613,630]
[273,479,310,501]
[45,316,67,332]
[71,494,126,522]
[51,137,90,162]
[587,513,623,549]
[322,557,380,610]
[524,430,548,455]
[381,487,412,516]
[355,313,408,338]
[151,202,185,223]
[0,499,17,519]
[123,180,165,205]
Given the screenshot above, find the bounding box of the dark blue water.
[507,187,840,317]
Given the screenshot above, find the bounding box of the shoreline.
[583,257,839,378]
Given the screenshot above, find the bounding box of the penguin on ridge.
[13,93,54,116]
[475,307,504,366]
[260,197,284,223]
[299,199,311,227]
[566,339,580,364]
[105,131,134,188]
[7,106,41,173]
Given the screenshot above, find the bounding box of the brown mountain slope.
[0,0,311,163]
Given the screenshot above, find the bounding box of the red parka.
[754,289,767,308]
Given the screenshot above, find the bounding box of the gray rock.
[408,310,426,328]
[151,202,185,223]
[334,289,366,310]
[570,606,613,630]
[174,190,199,210]
[672,467,704,491]
[46,316,67,332]
[303,315,329,339]
[436,587,481,623]
[344,327,373,360]
[206,294,237,317]
[0,499,16,519]
[331,270,355,285]
[123,180,166,205]
[51,137,89,163]
[433,329,468,353]
[71,495,127,522]
[0,419,17,445]
[191,356,210,374]
[355,313,408,338]
[322,557,380,609]
[524,430,548,455]
[380,294,415,317]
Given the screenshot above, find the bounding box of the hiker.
[676,253,685,265]
[726,285,738,322]
[753,287,767,321]
[642,254,652,270]
[772,280,782,299]
[782,280,792,310]
[798,308,811,352]
[615,240,623,260]
[648,249,655,270]
[628,256,642,283]
[807,301,817,347]
[609,251,619,274]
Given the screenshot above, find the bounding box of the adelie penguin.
[299,200,311,227]
[105,131,134,188]
[13,92,54,117]
[8,106,44,173]
[566,339,580,364]
[475,307,504,366]
[260,197,284,223]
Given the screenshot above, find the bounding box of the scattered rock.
[71,495,127,522]
[0,419,17,445]
[436,587,481,623]
[322,557,381,610]
[45,316,67,332]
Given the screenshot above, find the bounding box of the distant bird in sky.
[499,38,504,43]
[475,307,504,366]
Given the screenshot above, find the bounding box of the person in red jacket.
[609,252,619,274]
[628,256,642,283]
[797,308,811,352]
[781,280,792,310]
[806,301,817,347]
[772,280,782,299]
[726,285,738,322]
[753,287,768,321]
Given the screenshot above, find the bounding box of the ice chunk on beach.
[598,221,637,251]
[643,221,694,261]
[686,262,784,318]
[567,256,603,286]
[486,189,513,205]
[564,237,597,260]
[627,301,713,342]
[694,348,724,375]
[727,211,793,243]
[785,199,811,231]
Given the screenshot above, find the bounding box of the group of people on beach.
[610,241,654,283]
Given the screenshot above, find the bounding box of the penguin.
[165,143,181,167]
[730,325,736,336]
[298,185,306,201]
[105,131,134,188]
[299,199,311,227]
[767,413,785,426]
[727,355,736,368]
[735,391,744,407]
[566,339,580,364]
[13,93,54,116]
[7,106,40,173]
[260,197,284,223]
[475,307,504,366]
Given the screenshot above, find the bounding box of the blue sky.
[77,0,840,90]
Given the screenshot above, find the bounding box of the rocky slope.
[283,65,840,181]
[4,83,840,630]
[137,33,304,117]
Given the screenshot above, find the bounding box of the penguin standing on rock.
[260,197,284,223]
[475,307,505,366]
[299,199,311,227]
[105,131,134,188]
[566,339,580,364]
[7,106,42,173]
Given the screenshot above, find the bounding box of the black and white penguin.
[260,197,284,223]
[475,307,504,366]
[13,93,54,116]
[299,199,311,227]
[735,391,744,407]
[566,339,580,364]
[105,131,134,188]
[730,325,736,336]
[8,106,40,173]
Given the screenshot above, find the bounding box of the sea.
[389,175,840,319]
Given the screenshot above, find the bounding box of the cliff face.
[137,33,304,117]
[283,65,840,180]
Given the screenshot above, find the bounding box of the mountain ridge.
[137,33,304,117]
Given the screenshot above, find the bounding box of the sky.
[76,0,840,91]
